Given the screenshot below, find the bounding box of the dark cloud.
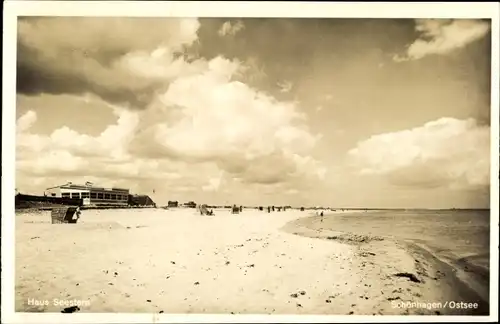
[16,17,199,109]
[197,18,416,93]
[17,43,158,109]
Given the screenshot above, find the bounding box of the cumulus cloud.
[127,55,324,184]
[348,117,490,189]
[17,104,139,160]
[394,19,490,61]
[17,107,138,175]
[16,110,37,133]
[16,106,205,198]
[16,57,324,192]
[218,20,245,37]
[17,17,200,108]
[15,18,325,197]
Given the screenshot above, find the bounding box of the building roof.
[46,182,129,192]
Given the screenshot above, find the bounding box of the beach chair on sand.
[51,206,81,224]
[232,205,239,214]
[199,204,213,216]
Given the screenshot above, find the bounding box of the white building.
[44,182,129,206]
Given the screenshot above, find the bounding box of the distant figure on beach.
[272,206,275,212]
[239,206,243,212]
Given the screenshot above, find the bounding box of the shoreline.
[406,240,490,304]
[281,214,490,315]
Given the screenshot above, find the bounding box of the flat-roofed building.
[45,182,129,207]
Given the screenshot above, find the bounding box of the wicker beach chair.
[51,206,80,224]
[200,204,211,216]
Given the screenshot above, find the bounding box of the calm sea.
[305,209,491,271]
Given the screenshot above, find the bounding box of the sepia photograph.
[2,1,499,323]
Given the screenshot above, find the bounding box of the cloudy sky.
[15,17,491,208]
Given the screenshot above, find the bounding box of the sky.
[15,17,492,208]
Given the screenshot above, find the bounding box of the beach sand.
[15,208,488,315]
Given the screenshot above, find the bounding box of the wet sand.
[15,208,489,315]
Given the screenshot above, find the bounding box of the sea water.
[311,210,490,268]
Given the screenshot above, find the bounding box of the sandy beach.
[15,208,488,315]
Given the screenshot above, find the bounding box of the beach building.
[168,201,179,208]
[183,201,197,208]
[44,182,129,207]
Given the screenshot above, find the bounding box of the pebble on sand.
[61,306,80,313]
